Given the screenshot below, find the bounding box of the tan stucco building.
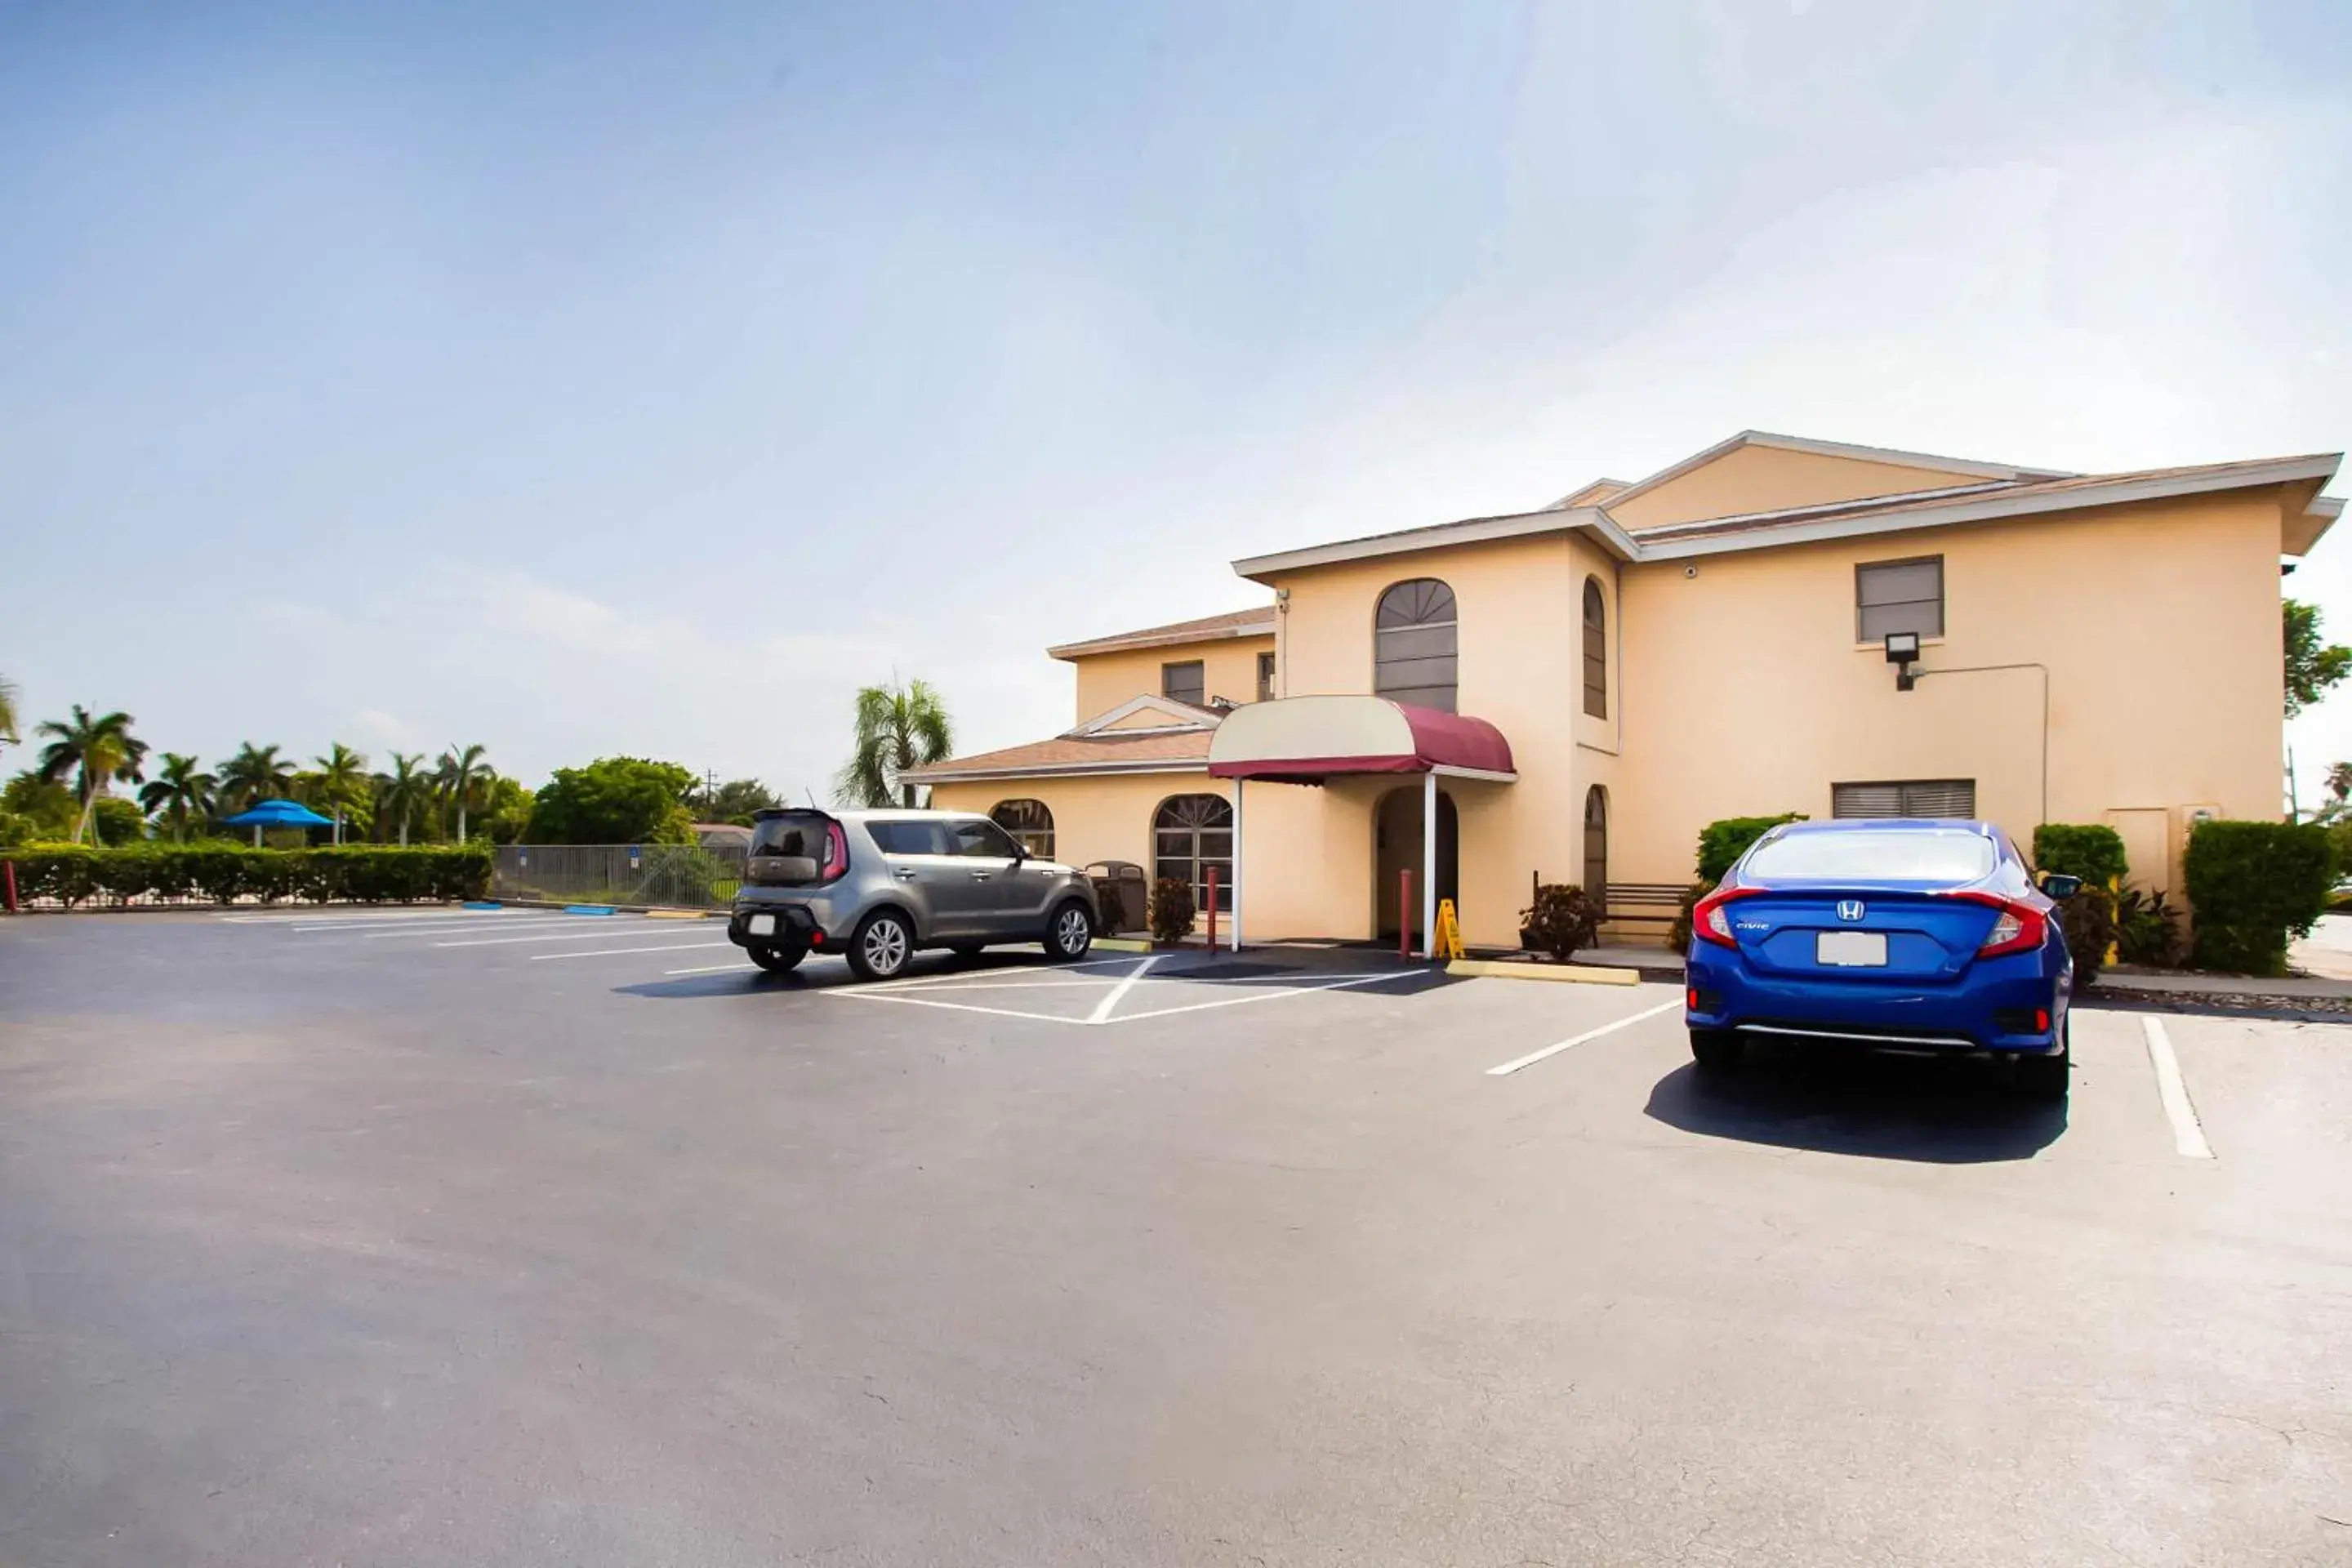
[909,432,2344,952]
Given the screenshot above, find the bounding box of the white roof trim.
[2310,496,2345,519]
[1633,454,2341,562]
[1233,453,2342,580]
[903,758,1209,783]
[1067,693,1222,737]
[1601,430,2072,514]
[1047,613,1276,661]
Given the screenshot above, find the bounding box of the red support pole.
[1398,868,1413,958]
[1205,866,1218,949]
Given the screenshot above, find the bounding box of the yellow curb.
[1091,937,1152,951]
[645,910,715,920]
[1447,958,1640,986]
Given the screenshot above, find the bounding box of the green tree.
[307,742,372,844]
[91,795,147,845]
[374,752,433,846]
[139,753,217,842]
[2,772,79,840]
[835,679,954,808]
[526,757,697,844]
[216,742,296,813]
[34,705,148,844]
[2284,599,2352,718]
[435,743,491,843]
[0,673,18,755]
[688,776,782,825]
[471,774,535,844]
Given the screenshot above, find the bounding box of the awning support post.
[1229,779,1244,952]
[1421,769,1437,961]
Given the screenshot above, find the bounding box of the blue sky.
[5,1,2350,804]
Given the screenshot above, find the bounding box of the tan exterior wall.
[940,486,2291,952]
[1610,490,2285,894]
[1607,444,1985,530]
[1067,635,1275,723]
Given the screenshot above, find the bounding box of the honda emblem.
[1836,899,1866,922]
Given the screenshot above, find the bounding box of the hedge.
[2031,823,2128,885]
[1696,813,1805,882]
[2,845,492,909]
[2182,820,2332,976]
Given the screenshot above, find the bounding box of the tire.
[847,910,915,982]
[747,944,805,974]
[1044,900,1094,962]
[1690,1028,1744,1073]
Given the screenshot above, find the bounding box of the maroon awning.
[1206,695,1516,782]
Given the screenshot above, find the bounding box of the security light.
[1883,631,1920,664]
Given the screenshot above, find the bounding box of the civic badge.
[1836,899,1866,922]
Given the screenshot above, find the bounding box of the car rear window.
[866,820,944,856]
[1742,828,1995,882]
[749,812,832,859]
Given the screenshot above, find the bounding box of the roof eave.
[902,757,1211,784]
[1233,505,1627,583]
[1047,617,1276,662]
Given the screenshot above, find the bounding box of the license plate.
[1816,930,1886,967]
[747,913,776,937]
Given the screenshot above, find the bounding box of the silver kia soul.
[727,808,1099,980]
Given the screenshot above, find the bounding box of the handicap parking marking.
[1484,997,1685,1076]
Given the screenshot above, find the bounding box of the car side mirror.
[2038,873,2082,899]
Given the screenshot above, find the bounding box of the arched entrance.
[1374,783,1457,941]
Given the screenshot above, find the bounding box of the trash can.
[1085,861,1149,936]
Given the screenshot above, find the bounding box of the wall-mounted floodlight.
[1885,630,1921,692]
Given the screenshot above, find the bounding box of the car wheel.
[747,944,806,974]
[1045,900,1094,961]
[847,911,914,982]
[1689,1028,1744,1073]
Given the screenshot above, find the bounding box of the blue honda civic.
[1682,818,2078,1100]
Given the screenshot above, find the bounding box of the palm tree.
[216,742,297,816]
[834,678,954,808]
[376,752,431,846]
[139,754,216,842]
[436,743,490,842]
[0,673,19,755]
[310,742,371,845]
[35,706,148,844]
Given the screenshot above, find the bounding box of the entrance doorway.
[1374,783,1457,941]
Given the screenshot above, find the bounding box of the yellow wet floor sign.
[1434,898,1465,960]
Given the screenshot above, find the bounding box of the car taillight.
[1949,891,2045,959]
[821,822,850,882]
[1690,886,1755,948]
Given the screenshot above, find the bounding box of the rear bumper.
[1685,946,2067,1055]
[728,902,835,950]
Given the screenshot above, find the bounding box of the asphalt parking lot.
[3,908,2349,1566]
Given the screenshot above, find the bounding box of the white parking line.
[665,961,755,975]
[1109,971,1414,1023]
[825,991,1091,1026]
[530,942,733,961]
[860,956,1151,993]
[435,925,662,948]
[1086,956,1160,1023]
[2141,1016,2215,1160]
[1485,997,1683,1076]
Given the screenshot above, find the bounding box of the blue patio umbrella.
[220,797,335,847]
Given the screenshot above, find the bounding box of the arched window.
[990,799,1054,859]
[1583,786,1608,912]
[1582,577,1607,719]
[1153,793,1234,911]
[1374,578,1458,712]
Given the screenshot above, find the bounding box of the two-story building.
[906,431,2343,952]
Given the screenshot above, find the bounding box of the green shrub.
[2115,886,2182,967]
[2031,823,2127,885]
[1696,814,1804,882]
[1665,880,1711,952]
[1,846,492,909]
[2051,884,2117,984]
[1520,883,1603,962]
[1148,878,1196,943]
[2183,820,2332,975]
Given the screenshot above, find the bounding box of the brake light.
[821,821,850,882]
[1690,886,1757,948]
[1947,891,2046,959]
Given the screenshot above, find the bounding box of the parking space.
[4,909,2350,1566]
